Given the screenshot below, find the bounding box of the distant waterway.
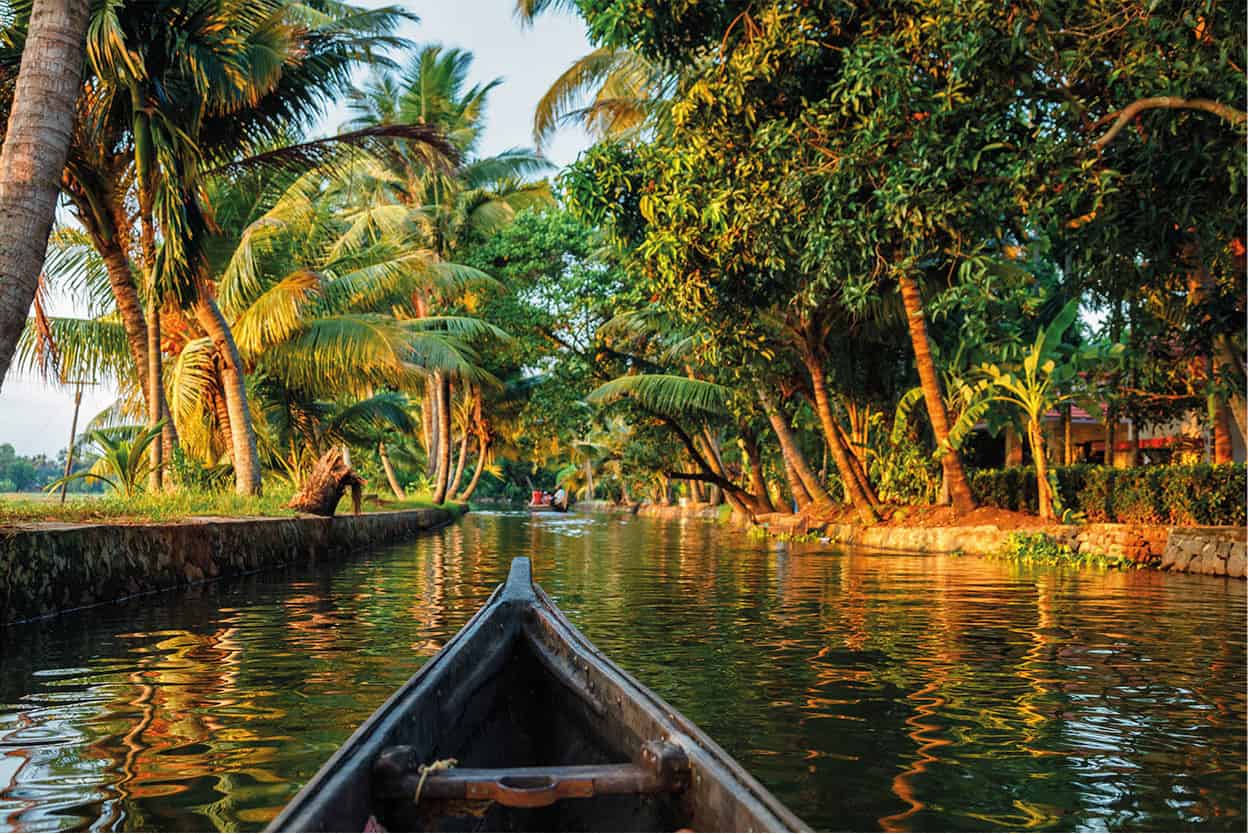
[0,510,1243,831]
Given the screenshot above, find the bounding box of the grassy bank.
[0,490,456,526]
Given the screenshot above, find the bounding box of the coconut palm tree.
[1,0,431,493]
[346,44,553,502]
[514,0,670,150]
[177,153,504,485]
[0,0,91,389]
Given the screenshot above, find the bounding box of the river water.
[0,510,1244,832]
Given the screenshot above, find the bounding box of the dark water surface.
[0,511,1244,832]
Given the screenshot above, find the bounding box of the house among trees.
[970,407,1246,469]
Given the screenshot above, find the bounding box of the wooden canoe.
[268,558,806,832]
[526,502,568,513]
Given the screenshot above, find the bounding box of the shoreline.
[0,506,467,625]
[575,500,1246,579]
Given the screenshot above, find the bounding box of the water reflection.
[0,510,1243,831]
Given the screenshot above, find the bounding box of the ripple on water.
[0,513,1243,832]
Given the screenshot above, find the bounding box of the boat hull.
[268,559,806,832]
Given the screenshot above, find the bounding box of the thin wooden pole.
[60,380,83,504]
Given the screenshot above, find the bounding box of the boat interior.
[270,560,799,833]
[369,614,693,832]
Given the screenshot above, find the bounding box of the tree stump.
[287,448,365,517]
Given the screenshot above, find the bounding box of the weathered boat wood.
[268,558,806,832]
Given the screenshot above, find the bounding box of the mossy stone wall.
[0,508,459,625]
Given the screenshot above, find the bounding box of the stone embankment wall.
[0,507,461,625]
[816,520,1246,579]
[575,499,645,515]
[637,502,721,520]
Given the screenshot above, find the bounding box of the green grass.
[0,489,455,525]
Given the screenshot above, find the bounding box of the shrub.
[970,463,1245,526]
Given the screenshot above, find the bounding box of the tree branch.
[1093,97,1247,149]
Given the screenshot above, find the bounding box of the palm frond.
[588,374,730,416]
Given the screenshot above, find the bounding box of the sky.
[0,0,595,458]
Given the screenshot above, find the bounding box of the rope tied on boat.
[412,758,458,805]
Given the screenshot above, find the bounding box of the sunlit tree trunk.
[457,434,489,501]
[422,378,435,473]
[0,0,91,388]
[897,271,975,514]
[1027,420,1054,520]
[145,286,164,491]
[741,431,775,514]
[833,415,880,509]
[431,373,452,503]
[1061,404,1073,465]
[753,387,833,514]
[801,352,879,524]
[781,456,812,511]
[1214,400,1233,464]
[194,295,261,495]
[379,441,406,500]
[449,430,469,498]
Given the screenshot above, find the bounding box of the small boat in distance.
[268,558,806,832]
[527,489,568,513]
[526,501,568,513]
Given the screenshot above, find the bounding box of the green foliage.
[46,424,166,499]
[588,374,729,415]
[871,433,940,506]
[169,449,234,492]
[972,464,1246,527]
[993,533,1133,571]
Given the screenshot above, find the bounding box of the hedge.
[969,463,1246,526]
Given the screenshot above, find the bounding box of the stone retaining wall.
[1159,528,1248,578]
[637,502,721,520]
[815,519,1245,579]
[0,507,460,625]
[575,500,638,514]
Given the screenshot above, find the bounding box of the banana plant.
[976,300,1123,521]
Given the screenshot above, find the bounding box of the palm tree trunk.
[802,354,879,523]
[758,385,835,512]
[379,441,406,500]
[741,431,775,513]
[1061,403,1073,465]
[782,457,812,511]
[94,239,151,397]
[0,0,91,388]
[423,378,437,476]
[457,435,489,501]
[193,295,261,495]
[449,430,469,498]
[833,415,880,509]
[1103,406,1117,467]
[897,271,975,514]
[431,373,452,503]
[584,458,594,501]
[146,291,164,491]
[690,479,705,503]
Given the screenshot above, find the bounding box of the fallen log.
[287,448,365,517]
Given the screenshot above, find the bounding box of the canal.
[0,510,1244,831]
